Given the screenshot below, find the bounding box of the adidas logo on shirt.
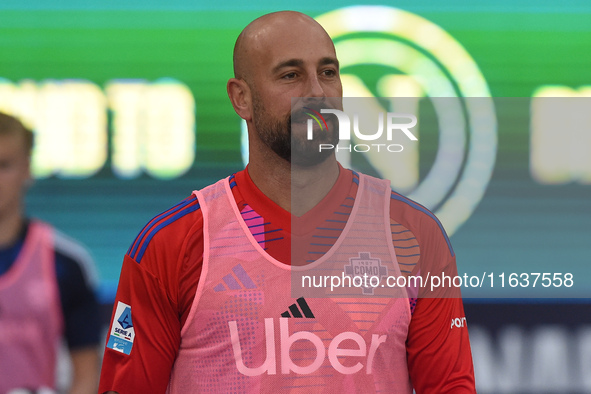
[213,263,257,292]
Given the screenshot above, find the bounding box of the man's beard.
[252,95,338,167]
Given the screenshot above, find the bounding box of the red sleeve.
[99,197,203,394]
[99,255,181,394]
[407,280,476,393]
[391,195,476,393]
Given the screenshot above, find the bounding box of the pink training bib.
[168,174,412,393]
[0,221,63,392]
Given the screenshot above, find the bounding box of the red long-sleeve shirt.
[100,167,475,393]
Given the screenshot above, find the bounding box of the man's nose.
[306,74,327,98]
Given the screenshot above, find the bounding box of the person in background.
[0,112,101,394]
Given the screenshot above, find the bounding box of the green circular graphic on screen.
[315,6,497,236]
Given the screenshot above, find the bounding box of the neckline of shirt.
[231,164,356,236]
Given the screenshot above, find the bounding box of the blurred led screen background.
[1,0,590,294]
[1,1,591,392]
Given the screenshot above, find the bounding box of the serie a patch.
[106,301,135,355]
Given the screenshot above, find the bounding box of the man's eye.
[322,69,337,77]
[282,72,297,79]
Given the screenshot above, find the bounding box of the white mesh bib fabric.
[168,174,412,393]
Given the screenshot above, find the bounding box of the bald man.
[99,11,475,394]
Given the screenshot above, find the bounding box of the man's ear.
[227,78,253,122]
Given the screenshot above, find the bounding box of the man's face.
[247,18,343,166]
[0,133,30,219]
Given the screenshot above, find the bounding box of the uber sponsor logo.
[106,301,135,355]
[229,317,387,376]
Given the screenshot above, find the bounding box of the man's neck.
[247,155,340,217]
[0,209,25,248]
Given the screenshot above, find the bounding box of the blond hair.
[0,112,34,156]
